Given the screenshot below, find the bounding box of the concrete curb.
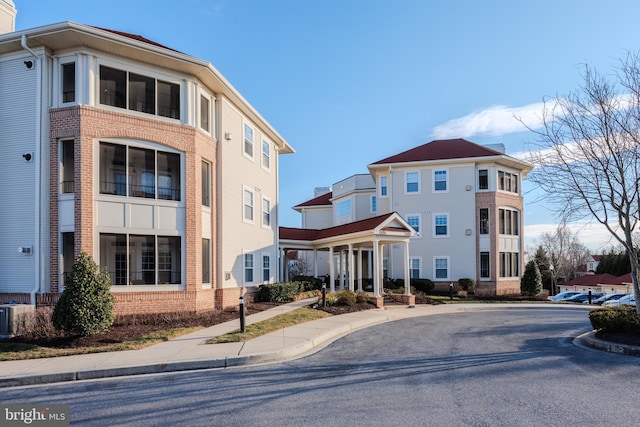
[1,303,636,388]
[575,331,640,357]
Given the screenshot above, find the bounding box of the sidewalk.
[0,301,613,388]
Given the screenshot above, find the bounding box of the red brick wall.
[475,191,525,296]
[46,105,220,314]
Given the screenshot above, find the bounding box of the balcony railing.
[60,180,74,194]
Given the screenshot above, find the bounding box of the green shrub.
[458,278,476,292]
[520,260,542,296]
[411,278,434,294]
[356,292,369,304]
[336,290,357,306]
[52,252,115,337]
[589,305,640,333]
[290,275,323,291]
[255,282,302,302]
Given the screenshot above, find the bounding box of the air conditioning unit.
[0,304,35,338]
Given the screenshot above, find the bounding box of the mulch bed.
[595,331,640,347]
[4,302,280,349]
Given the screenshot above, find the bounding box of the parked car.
[602,294,636,307]
[548,291,581,301]
[589,293,628,305]
[565,292,603,304]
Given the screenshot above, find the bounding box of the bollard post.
[322,283,327,307]
[588,290,592,304]
[449,282,453,301]
[239,296,246,333]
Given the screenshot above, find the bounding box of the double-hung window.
[244,253,254,283]
[406,172,419,194]
[434,214,449,237]
[262,197,271,228]
[410,258,421,279]
[262,140,270,170]
[480,252,490,278]
[434,169,447,192]
[434,257,449,280]
[407,214,420,237]
[243,188,254,223]
[200,95,210,132]
[371,195,377,213]
[380,176,388,197]
[243,124,254,159]
[262,254,271,283]
[202,161,211,207]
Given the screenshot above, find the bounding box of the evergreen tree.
[52,252,115,336]
[521,260,543,297]
[533,246,552,291]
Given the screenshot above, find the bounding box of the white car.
[589,293,628,305]
[547,291,581,301]
[602,293,636,307]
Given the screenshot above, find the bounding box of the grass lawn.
[207,307,330,344]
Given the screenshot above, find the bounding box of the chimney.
[0,0,16,35]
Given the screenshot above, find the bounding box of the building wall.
[0,52,43,294]
[217,97,279,293]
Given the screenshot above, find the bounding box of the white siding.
[218,97,279,288]
[0,56,38,292]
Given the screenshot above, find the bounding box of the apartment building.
[285,138,532,296]
[0,2,293,313]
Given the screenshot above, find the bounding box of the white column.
[313,249,318,278]
[283,249,288,282]
[339,250,345,290]
[373,240,380,297]
[404,241,411,296]
[357,247,363,292]
[329,246,335,292]
[348,244,355,291]
[367,249,373,280]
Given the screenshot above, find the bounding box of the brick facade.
[45,105,222,314]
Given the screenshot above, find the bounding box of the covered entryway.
[279,213,415,305]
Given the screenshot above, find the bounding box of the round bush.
[52,252,115,336]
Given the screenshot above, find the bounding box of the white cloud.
[431,102,547,139]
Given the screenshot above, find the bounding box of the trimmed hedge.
[589,305,640,333]
[256,282,303,303]
[458,278,476,292]
[290,275,323,291]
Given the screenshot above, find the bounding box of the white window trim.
[433,168,449,193]
[243,122,255,161]
[261,138,271,172]
[433,212,450,238]
[410,256,422,279]
[242,186,255,224]
[243,251,255,285]
[406,213,421,238]
[379,175,389,198]
[370,195,377,214]
[60,59,77,106]
[433,256,450,281]
[404,170,421,195]
[199,92,213,135]
[261,252,271,284]
[261,195,272,229]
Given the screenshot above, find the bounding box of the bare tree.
[526,52,640,313]
[539,223,590,293]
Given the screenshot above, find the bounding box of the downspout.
[22,34,42,306]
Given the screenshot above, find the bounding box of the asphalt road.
[2,308,639,426]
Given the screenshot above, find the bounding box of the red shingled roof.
[370,138,503,165]
[294,191,333,208]
[92,26,181,53]
[280,212,407,242]
[561,273,619,286]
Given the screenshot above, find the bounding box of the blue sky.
[14,0,640,252]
